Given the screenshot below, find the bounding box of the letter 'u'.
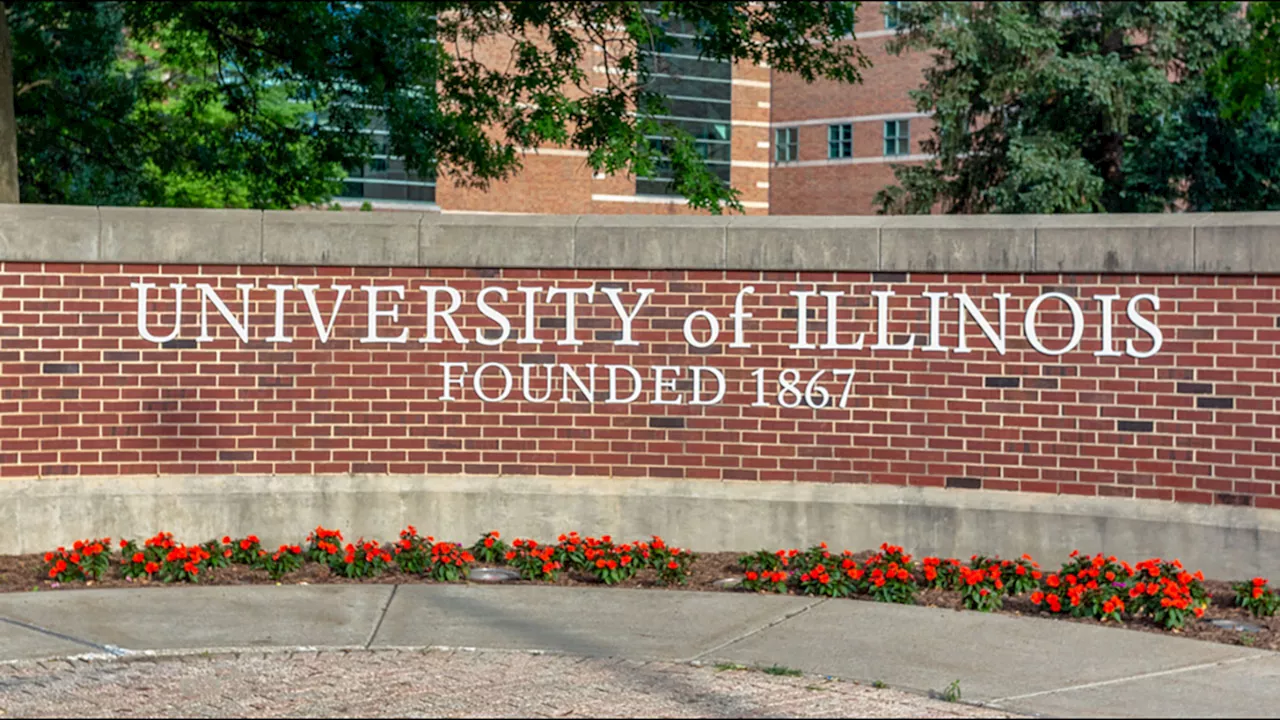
[132,282,186,344]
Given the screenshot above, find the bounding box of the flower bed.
[2,529,1276,651]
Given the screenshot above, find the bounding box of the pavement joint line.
[682,597,829,664]
[981,651,1276,706]
[363,583,399,649]
[0,616,130,658]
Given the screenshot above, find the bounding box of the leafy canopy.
[874,1,1276,215]
[10,1,866,212]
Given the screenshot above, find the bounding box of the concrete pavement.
[0,584,1275,718]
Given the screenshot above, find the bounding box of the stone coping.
[2,205,1279,273]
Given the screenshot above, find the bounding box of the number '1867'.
[750,368,854,409]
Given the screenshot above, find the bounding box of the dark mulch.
[1,550,1274,652]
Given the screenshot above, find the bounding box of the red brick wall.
[3,263,1277,511]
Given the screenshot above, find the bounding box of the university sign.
[131,281,1165,409]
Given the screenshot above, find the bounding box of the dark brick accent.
[162,338,197,350]
[521,353,556,364]
[595,330,623,341]
[1177,382,1213,394]
[258,377,293,387]
[1117,420,1154,433]
[468,268,500,278]
[41,363,79,374]
[598,281,630,291]
[649,417,686,429]
[1216,493,1254,507]
[218,451,254,462]
[985,377,1020,388]
[103,351,140,362]
[1197,397,1234,409]
[873,272,908,282]
[1040,285,1079,297]
[780,307,818,319]
[946,476,982,489]
[1025,378,1059,389]
[1042,366,1078,376]
[538,317,566,328]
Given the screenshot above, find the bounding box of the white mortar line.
[983,652,1274,706]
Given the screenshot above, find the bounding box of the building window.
[884,1,906,30]
[775,127,798,163]
[634,2,733,196]
[884,119,910,156]
[827,123,852,159]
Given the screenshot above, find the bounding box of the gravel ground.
[0,648,1019,718]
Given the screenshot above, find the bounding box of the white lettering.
[473,362,513,402]
[1024,292,1085,356]
[196,282,254,343]
[361,285,408,344]
[547,285,595,346]
[683,310,720,348]
[607,364,642,403]
[299,284,349,343]
[601,287,653,346]
[955,292,1010,355]
[1093,294,1123,357]
[789,290,818,349]
[422,286,467,345]
[653,366,683,405]
[730,286,755,348]
[132,282,186,344]
[691,366,726,405]
[819,291,864,350]
[870,290,915,351]
[1125,294,1163,358]
[440,362,468,400]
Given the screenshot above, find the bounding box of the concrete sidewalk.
[0,584,1275,718]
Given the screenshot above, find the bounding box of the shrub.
[1125,558,1209,629]
[585,542,641,585]
[739,549,796,593]
[1234,577,1279,618]
[158,544,212,583]
[392,526,433,575]
[201,538,234,569]
[338,539,394,579]
[470,530,508,564]
[1038,551,1134,620]
[426,541,475,582]
[42,538,111,582]
[970,554,1042,597]
[505,539,561,582]
[958,564,1004,612]
[793,544,861,598]
[227,535,264,565]
[921,557,964,590]
[305,526,345,567]
[256,544,305,580]
[863,543,917,605]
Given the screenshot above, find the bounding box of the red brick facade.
[3,262,1277,511]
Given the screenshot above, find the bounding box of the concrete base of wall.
[4,474,1277,579]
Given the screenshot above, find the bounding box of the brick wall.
[3,261,1277,510]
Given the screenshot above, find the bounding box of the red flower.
[144,562,159,574]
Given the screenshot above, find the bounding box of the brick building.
[337,1,924,216]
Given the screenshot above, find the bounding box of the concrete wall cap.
[5,205,1280,274]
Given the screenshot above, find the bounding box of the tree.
[1209,0,1280,120]
[874,1,1253,215]
[0,1,867,212]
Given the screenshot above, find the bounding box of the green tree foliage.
[874,1,1276,215]
[6,1,866,212]
[1209,0,1280,120]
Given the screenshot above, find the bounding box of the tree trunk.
[0,4,18,204]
